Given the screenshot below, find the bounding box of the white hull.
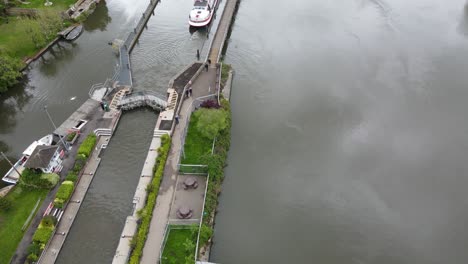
[188,0,218,27]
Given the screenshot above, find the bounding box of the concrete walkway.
[140,66,217,264]
[207,0,239,63]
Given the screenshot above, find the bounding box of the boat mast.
[0,151,22,178]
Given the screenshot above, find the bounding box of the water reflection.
[0,79,33,134]
[38,42,79,77]
[84,2,112,32]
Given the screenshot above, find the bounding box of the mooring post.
[197,49,200,60]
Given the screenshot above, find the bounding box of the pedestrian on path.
[175,115,179,124]
[204,62,209,72]
[188,87,193,97]
[185,89,189,97]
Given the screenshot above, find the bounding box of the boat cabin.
[23,145,62,173]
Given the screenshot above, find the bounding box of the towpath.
[140,66,217,263]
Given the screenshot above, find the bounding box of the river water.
[211,0,468,263]
[2,0,468,263]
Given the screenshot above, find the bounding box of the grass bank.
[0,187,47,264]
[181,114,213,165]
[161,226,198,264]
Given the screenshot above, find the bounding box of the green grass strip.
[161,226,197,264]
[0,187,48,264]
[181,114,213,165]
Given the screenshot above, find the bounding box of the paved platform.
[169,175,207,222]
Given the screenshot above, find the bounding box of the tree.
[0,52,23,93]
[193,108,228,140]
[37,9,63,41]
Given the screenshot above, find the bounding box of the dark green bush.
[26,253,38,262]
[40,215,56,228]
[27,242,41,256]
[65,172,78,182]
[77,133,97,157]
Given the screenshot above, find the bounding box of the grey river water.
[1,0,468,263]
[211,0,468,263]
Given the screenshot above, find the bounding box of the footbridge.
[117,90,171,111]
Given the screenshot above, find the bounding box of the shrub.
[199,224,213,247]
[26,253,38,262]
[54,198,65,209]
[72,160,85,173]
[221,64,231,86]
[54,181,74,207]
[0,197,12,211]
[20,169,57,189]
[200,99,220,109]
[32,227,53,244]
[40,173,59,188]
[40,215,56,228]
[27,242,41,256]
[77,133,97,157]
[65,172,78,183]
[66,131,77,142]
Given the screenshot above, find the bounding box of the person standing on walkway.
[188,87,193,97]
[175,115,179,124]
[204,62,209,72]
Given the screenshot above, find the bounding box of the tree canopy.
[193,108,228,140]
[0,52,22,93]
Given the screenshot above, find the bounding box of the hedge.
[77,133,97,157]
[199,99,231,251]
[129,134,171,264]
[65,172,78,183]
[32,227,54,244]
[54,181,74,208]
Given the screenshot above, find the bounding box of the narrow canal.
[211,0,468,263]
[56,109,156,263]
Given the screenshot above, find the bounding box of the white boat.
[2,135,53,184]
[189,0,218,27]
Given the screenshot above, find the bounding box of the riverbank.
[0,0,100,93]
